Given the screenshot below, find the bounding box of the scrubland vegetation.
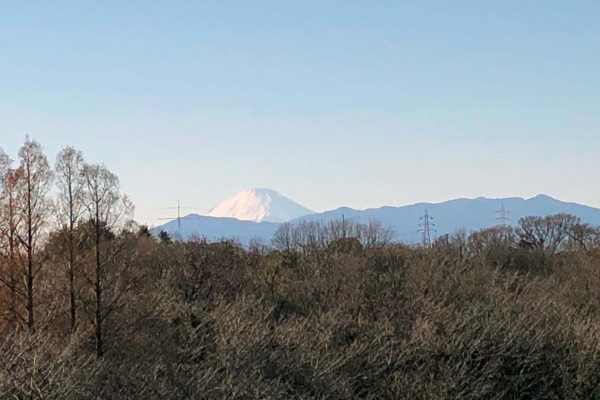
[1,138,600,399]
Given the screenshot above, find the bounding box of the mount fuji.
[207,188,314,223]
[151,188,313,243]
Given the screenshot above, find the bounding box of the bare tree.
[272,222,297,252]
[81,163,132,357]
[566,223,600,252]
[517,213,580,255]
[357,219,393,248]
[0,150,19,326]
[55,147,85,333]
[0,164,25,326]
[15,138,53,331]
[467,226,516,256]
[0,148,9,182]
[273,218,393,252]
[0,147,10,254]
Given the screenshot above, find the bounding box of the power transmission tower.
[495,201,510,227]
[418,209,436,248]
[175,199,182,231]
[157,200,204,234]
[158,199,182,231]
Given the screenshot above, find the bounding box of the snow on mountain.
[206,188,314,223]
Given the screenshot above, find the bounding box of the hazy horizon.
[2,1,599,224]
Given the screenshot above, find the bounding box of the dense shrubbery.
[1,140,600,398]
[0,219,599,398]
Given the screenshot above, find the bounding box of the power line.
[157,200,204,233]
[418,209,436,248]
[157,200,182,231]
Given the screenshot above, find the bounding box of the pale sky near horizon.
[1,1,599,225]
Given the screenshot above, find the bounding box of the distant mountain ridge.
[153,193,600,244]
[154,214,279,243]
[292,194,600,243]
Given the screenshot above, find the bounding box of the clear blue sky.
[1,1,599,225]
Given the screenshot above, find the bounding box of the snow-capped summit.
[206,188,314,223]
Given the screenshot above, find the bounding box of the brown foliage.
[1,140,600,398]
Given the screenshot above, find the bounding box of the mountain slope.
[207,188,314,223]
[292,194,600,242]
[153,194,600,244]
[153,214,279,243]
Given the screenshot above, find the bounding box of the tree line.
[1,137,600,398]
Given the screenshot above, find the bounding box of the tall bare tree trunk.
[68,187,76,333]
[16,138,52,332]
[55,146,84,334]
[82,162,131,358]
[69,239,76,332]
[8,190,18,326]
[94,200,103,357]
[26,161,34,331]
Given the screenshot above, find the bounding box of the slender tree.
[0,150,19,325]
[55,147,85,333]
[81,163,132,357]
[2,168,26,326]
[0,147,9,182]
[0,147,9,250]
[14,138,53,331]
